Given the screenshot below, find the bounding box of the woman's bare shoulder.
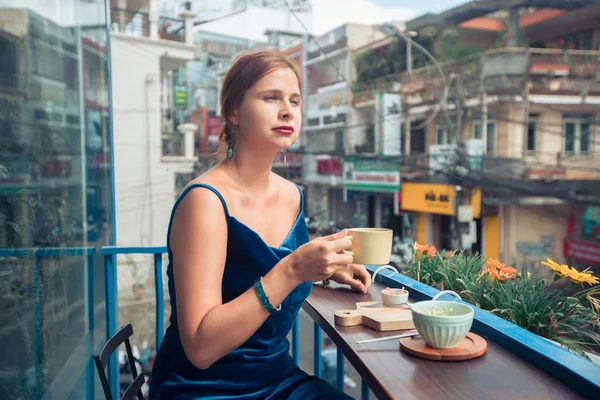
[185,166,226,191]
[271,173,301,208]
[174,167,231,220]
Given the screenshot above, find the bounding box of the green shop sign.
[342,157,400,192]
[174,84,187,107]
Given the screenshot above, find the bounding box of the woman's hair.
[215,49,302,159]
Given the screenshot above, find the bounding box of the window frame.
[435,125,454,145]
[563,116,594,156]
[472,119,498,155]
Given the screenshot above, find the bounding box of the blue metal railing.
[98,246,370,399]
[6,245,600,398]
[100,246,167,400]
[366,265,600,399]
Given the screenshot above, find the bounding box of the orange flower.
[484,259,517,281]
[413,242,437,261]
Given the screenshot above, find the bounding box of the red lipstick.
[273,126,294,135]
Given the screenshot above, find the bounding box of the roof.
[413,0,599,26]
[263,29,303,37]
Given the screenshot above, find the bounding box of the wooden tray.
[335,301,414,332]
[399,332,487,361]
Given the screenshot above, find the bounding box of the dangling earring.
[227,127,235,159]
[283,149,287,166]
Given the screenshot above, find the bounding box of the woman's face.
[230,67,302,153]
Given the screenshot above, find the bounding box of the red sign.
[316,158,342,175]
[207,116,222,137]
[206,115,223,151]
[564,238,600,265]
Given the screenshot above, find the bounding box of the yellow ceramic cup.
[346,228,393,265]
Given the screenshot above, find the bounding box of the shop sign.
[318,89,346,109]
[375,93,401,156]
[343,157,400,192]
[584,206,600,236]
[174,84,187,107]
[401,182,481,218]
[564,238,600,265]
[316,157,343,175]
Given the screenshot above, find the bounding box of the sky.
[186,0,466,39]
[312,0,464,34]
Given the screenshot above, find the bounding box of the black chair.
[94,323,145,400]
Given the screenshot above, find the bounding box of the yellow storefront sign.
[401,183,481,218]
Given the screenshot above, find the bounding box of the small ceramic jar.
[381,287,409,306]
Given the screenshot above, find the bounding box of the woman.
[149,50,372,399]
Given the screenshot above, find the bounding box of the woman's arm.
[170,188,301,370]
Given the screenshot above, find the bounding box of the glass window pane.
[473,123,481,139]
[580,122,590,152]
[487,124,495,153]
[437,128,445,144]
[527,122,536,151]
[565,122,576,152]
[0,2,113,398]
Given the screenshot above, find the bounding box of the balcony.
[351,48,600,105]
[109,3,196,75]
[110,7,185,43]
[2,245,599,399]
[525,151,600,181]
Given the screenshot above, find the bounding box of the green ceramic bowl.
[411,290,474,349]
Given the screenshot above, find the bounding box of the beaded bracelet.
[254,277,281,313]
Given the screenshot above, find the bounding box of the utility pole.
[404,31,417,156]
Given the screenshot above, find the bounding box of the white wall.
[195,5,312,42]
[346,23,388,50]
[500,204,585,277]
[347,106,372,153]
[111,34,195,247]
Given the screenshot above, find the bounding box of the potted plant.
[403,243,600,360]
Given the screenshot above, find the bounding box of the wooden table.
[303,281,585,400]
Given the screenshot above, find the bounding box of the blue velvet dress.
[149,183,353,400]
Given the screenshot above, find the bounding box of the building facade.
[351,0,600,273]
[110,0,196,248]
[301,22,405,231]
[183,4,314,182]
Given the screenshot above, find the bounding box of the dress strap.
[180,183,230,216]
[166,183,230,250]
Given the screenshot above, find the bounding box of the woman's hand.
[282,230,354,284]
[330,264,372,294]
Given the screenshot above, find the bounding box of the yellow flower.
[542,258,599,285]
[542,258,563,273]
[566,267,599,285]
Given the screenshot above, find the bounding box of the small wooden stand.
[399,332,487,361]
[335,301,414,332]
